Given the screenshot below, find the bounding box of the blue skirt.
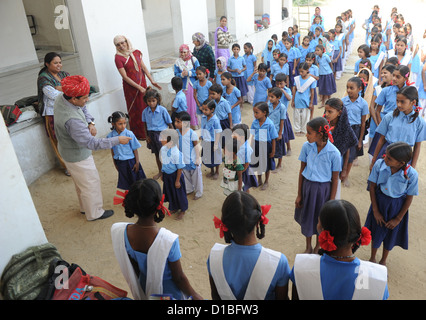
[201,140,222,168]
[282,112,295,142]
[163,170,188,212]
[147,130,162,155]
[348,125,363,163]
[369,117,377,138]
[318,73,336,96]
[368,133,388,158]
[242,167,258,191]
[294,179,331,237]
[364,188,409,250]
[234,76,248,97]
[115,158,146,191]
[250,140,275,173]
[274,133,287,158]
[332,50,342,72]
[288,61,299,89]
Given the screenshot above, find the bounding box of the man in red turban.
[54,75,132,221]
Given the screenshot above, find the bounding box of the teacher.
[214,16,233,64]
[114,35,162,140]
[192,32,216,80]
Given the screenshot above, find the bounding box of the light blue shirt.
[244,54,257,85]
[214,97,232,121]
[223,87,242,124]
[294,76,316,109]
[201,114,222,142]
[228,55,246,78]
[316,54,333,75]
[299,140,341,182]
[298,45,314,63]
[280,47,301,63]
[207,242,291,300]
[375,85,405,115]
[268,102,287,135]
[173,90,187,113]
[178,129,199,171]
[237,140,253,164]
[253,74,272,105]
[342,96,369,126]
[280,86,292,108]
[251,117,278,142]
[271,63,289,80]
[369,159,418,198]
[309,65,319,78]
[142,105,172,131]
[107,129,141,161]
[376,111,426,146]
[160,145,185,174]
[193,80,212,113]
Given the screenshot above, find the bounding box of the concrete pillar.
[226,0,255,42]
[170,0,209,52]
[0,0,38,72]
[0,119,48,275]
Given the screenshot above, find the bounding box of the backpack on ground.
[0,105,22,127]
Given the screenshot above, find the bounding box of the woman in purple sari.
[215,16,233,64]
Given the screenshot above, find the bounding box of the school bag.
[0,104,22,127]
[41,259,128,300]
[0,243,62,300]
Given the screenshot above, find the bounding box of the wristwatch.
[89,121,95,126]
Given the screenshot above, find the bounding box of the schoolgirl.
[291,199,388,300]
[371,86,426,169]
[365,142,419,266]
[111,179,203,300]
[220,138,244,195]
[214,56,227,89]
[193,66,213,127]
[227,43,249,99]
[388,36,412,67]
[310,16,324,35]
[221,72,242,126]
[208,191,291,300]
[270,53,290,86]
[141,88,173,180]
[298,36,313,64]
[250,102,278,190]
[327,29,343,78]
[231,124,258,193]
[305,52,319,118]
[293,25,301,48]
[200,98,223,180]
[268,87,287,170]
[315,44,336,108]
[369,35,386,79]
[291,62,317,134]
[354,44,370,75]
[108,111,146,192]
[281,38,301,89]
[262,39,276,78]
[209,83,233,131]
[159,129,188,219]
[243,42,257,105]
[335,22,346,79]
[247,63,273,105]
[295,117,341,254]
[275,73,295,155]
[171,76,188,127]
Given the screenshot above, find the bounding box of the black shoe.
[95,210,114,220]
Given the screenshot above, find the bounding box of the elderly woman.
[192,32,216,80]
[114,35,161,140]
[37,52,71,176]
[215,16,233,64]
[174,45,200,129]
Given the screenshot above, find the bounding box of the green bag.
[1,243,62,300]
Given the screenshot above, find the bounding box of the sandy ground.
[29,0,426,300]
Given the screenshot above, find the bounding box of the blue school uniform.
[108,128,146,190]
[251,117,278,142]
[299,140,341,183]
[271,62,289,81]
[228,55,246,78]
[269,101,287,158]
[250,117,278,173]
[317,54,333,75]
[294,33,301,48]
[342,96,369,126]
[294,76,317,109]
[365,159,418,251]
[201,114,222,168]
[252,74,272,105]
[215,97,232,129]
[201,114,222,142]
[206,242,291,300]
[237,140,258,191]
[375,85,404,116]
[309,65,319,105]
[298,45,313,63]
[173,90,187,113]
[193,80,212,114]
[354,59,362,74]
[244,53,257,86]
[310,23,324,34]
[178,129,198,171]
[279,87,295,143]
[223,86,242,125]
[161,145,188,212]
[142,105,173,154]
[316,54,336,96]
[214,70,225,90]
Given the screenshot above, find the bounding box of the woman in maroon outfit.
[114,35,162,140]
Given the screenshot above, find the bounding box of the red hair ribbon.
[405,72,415,86]
[113,190,129,207]
[213,216,228,238]
[157,194,171,217]
[415,106,423,113]
[404,164,411,177]
[382,154,387,159]
[319,125,335,143]
[260,205,271,225]
[360,78,368,87]
[357,227,372,246]
[318,230,337,251]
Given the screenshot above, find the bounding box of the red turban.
[61,75,90,97]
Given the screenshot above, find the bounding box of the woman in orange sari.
[114,35,162,140]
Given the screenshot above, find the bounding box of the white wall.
[142,0,172,34]
[0,118,48,276]
[0,0,38,72]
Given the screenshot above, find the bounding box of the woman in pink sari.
[114,35,162,140]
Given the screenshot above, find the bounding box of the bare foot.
[379,259,387,266]
[212,173,219,180]
[260,182,269,190]
[175,211,185,220]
